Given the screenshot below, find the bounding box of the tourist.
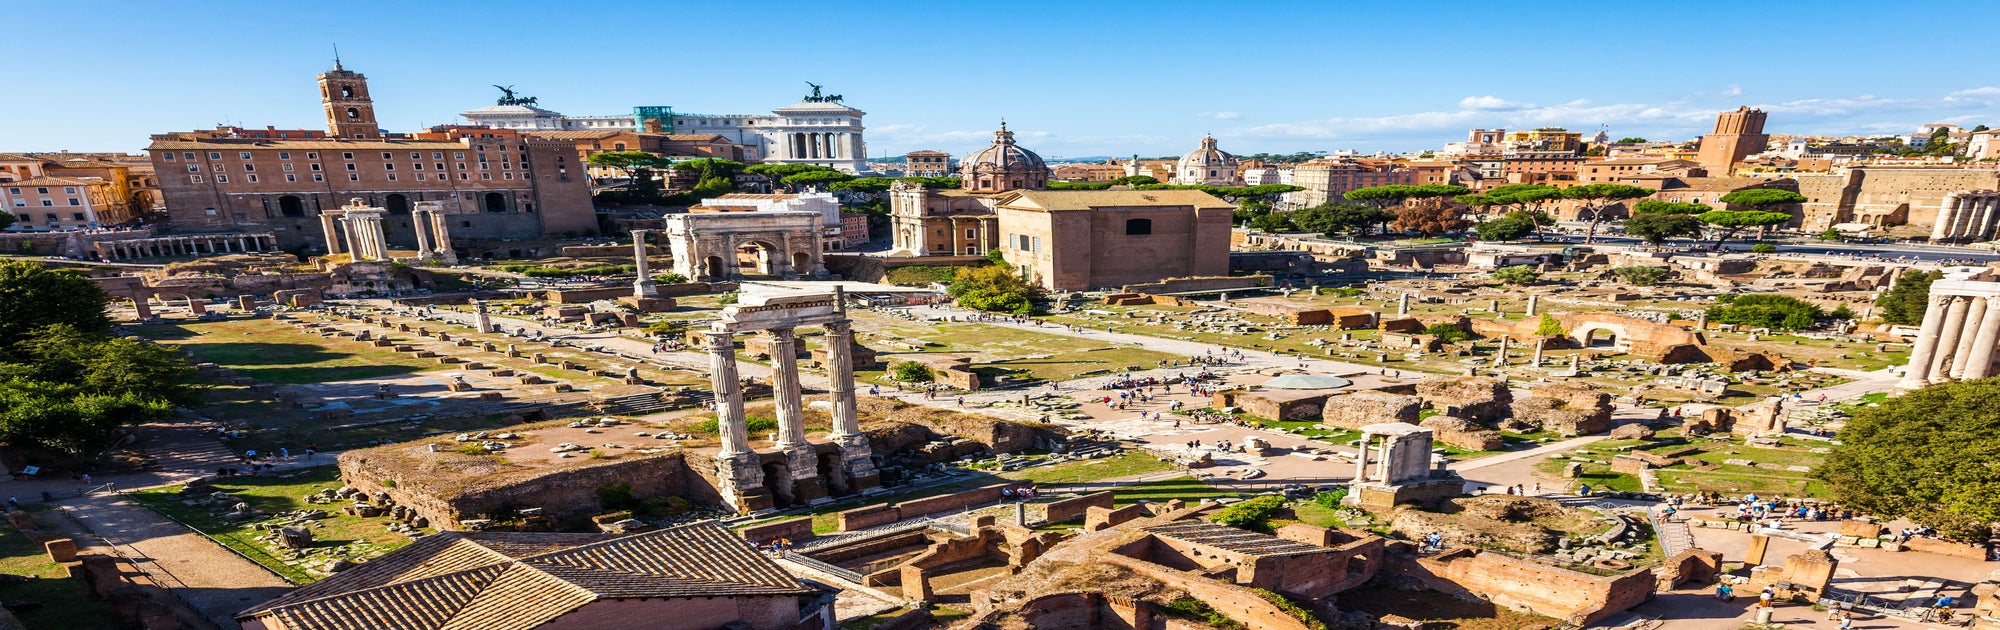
[1715,584,1733,601]
[1758,586,1774,608]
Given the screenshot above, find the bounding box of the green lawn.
[1109,476,1247,506]
[1001,451,1176,486]
[135,318,445,384]
[127,466,431,584]
[0,510,119,629]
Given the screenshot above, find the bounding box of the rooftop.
[1000,189,1234,212]
[1144,522,1326,557]
[239,522,813,630]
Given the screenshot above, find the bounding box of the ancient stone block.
[1322,390,1423,430]
[1416,376,1512,424]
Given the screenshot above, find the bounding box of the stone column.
[1373,436,1391,482]
[429,210,456,264]
[1896,292,1947,389]
[412,210,434,259]
[705,329,768,513]
[1951,296,1990,379]
[1526,294,1540,317]
[769,328,826,503]
[705,330,750,457]
[1962,297,2000,380]
[1495,335,1510,366]
[1532,337,1546,366]
[1930,296,1973,382]
[1398,293,1411,316]
[1351,433,1370,484]
[321,212,342,254]
[473,300,493,334]
[1934,193,1963,241]
[824,313,879,491]
[632,229,658,297]
[338,217,359,259]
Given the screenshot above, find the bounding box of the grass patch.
[134,318,445,384]
[884,265,961,285]
[0,510,119,629]
[126,466,431,584]
[1002,451,1175,486]
[1109,476,1244,506]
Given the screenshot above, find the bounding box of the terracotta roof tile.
[239,522,811,630]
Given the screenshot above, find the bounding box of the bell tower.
[318,57,380,139]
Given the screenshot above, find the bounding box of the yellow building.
[1504,128,1583,153]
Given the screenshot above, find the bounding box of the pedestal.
[835,433,881,491]
[713,452,773,514]
[785,446,828,504]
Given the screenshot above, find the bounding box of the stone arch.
[1577,326,1623,349]
[791,251,811,274]
[738,240,783,276]
[278,195,306,218]
[703,255,726,279]
[483,192,507,213]
[384,193,410,215]
[761,461,795,509]
[817,451,850,496]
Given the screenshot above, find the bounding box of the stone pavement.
[60,492,292,629]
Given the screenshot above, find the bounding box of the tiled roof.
[146,139,472,150]
[2,175,106,187]
[1000,189,1235,211]
[240,522,811,630]
[523,131,625,141]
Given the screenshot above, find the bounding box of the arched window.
[346,107,359,120]
[1125,218,1152,235]
[278,195,305,217]
[340,85,354,98]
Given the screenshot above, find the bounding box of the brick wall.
[1382,548,1654,626]
[833,483,1029,531]
[740,517,814,544]
[1044,492,1115,524]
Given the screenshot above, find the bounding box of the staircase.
[598,392,677,416]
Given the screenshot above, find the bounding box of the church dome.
[961,123,1049,192]
[1178,135,1236,169]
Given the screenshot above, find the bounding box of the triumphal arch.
[705,287,877,512]
[664,211,827,281]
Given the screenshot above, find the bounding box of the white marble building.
[461,89,871,173]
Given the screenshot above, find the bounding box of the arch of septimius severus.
[704,287,877,512]
[1897,266,2000,390]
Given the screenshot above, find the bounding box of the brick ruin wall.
[1381,548,1654,626]
[339,449,713,530]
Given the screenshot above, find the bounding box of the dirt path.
[60,492,291,629]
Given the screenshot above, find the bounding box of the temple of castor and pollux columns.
[1897,265,2000,389]
[704,286,879,512]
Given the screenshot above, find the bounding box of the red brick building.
[147,62,597,253]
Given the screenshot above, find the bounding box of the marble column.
[1352,433,1370,484]
[768,329,807,451]
[1951,296,1990,379]
[1526,294,1540,317]
[1963,296,2000,380]
[338,217,358,258]
[1899,294,1954,390]
[705,330,750,457]
[824,312,879,491]
[1930,296,1973,382]
[632,229,658,298]
[412,211,434,259]
[321,213,342,254]
[1495,335,1510,366]
[1532,337,1545,366]
[1398,293,1411,316]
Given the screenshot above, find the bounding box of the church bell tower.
[318,58,380,139]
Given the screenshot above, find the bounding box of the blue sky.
[4,0,1997,160]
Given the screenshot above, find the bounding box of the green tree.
[0,260,111,346]
[891,360,934,383]
[1492,265,1540,285]
[1819,228,1843,241]
[1876,270,1940,325]
[1249,212,1296,233]
[1208,495,1286,532]
[1423,322,1470,343]
[828,177,894,194]
[1535,314,1566,337]
[781,170,855,190]
[0,213,13,230]
[1460,184,1562,241]
[1814,378,2000,542]
[1611,266,1670,286]
[1343,184,1418,209]
[1624,200,1709,245]
[1617,137,1648,143]
[1750,243,1777,254]
[1112,175,1159,186]
[1698,210,1794,251]
[1830,303,1856,320]
[670,158,745,181]
[1474,215,1534,241]
[949,265,1043,315]
[585,151,673,193]
[1562,183,1654,243]
[1704,294,1824,330]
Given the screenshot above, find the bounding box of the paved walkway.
[60,492,291,629]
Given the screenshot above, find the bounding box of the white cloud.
[1944,87,2000,103]
[1723,84,1743,97]
[1198,111,1242,120]
[1458,96,1532,111]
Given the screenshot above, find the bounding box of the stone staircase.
[598,391,703,416]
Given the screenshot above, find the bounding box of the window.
[341,152,354,160]
[213,164,224,173]
[313,174,324,182]
[39,200,52,206]
[1032,236,1042,252]
[381,152,392,159]
[278,152,291,160]
[454,152,464,159]
[67,198,78,206]
[216,175,228,183]
[415,174,426,181]
[282,163,294,172]
[208,152,221,159]
[62,187,74,194]
[307,152,318,159]
[412,163,423,170]
[310,164,321,171]
[1125,218,1153,235]
[247,174,258,183]
[187,165,200,173]
[383,163,394,171]
[183,152,195,160]
[434,163,445,171]
[162,153,174,161]
[240,152,252,160]
[190,174,203,183]
[345,164,356,171]
[244,164,255,172]
[432,152,443,159]
[346,107,359,120]
[285,174,297,182]
[72,212,85,221]
[348,174,359,181]
[387,174,397,181]
[965,229,975,238]
[410,152,420,159]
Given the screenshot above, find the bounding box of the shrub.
[1492,264,1539,285]
[1830,303,1856,320]
[455,444,491,456]
[381,479,397,488]
[1209,495,1286,532]
[1612,266,1670,286]
[1423,322,1470,343]
[716,291,739,305]
[643,320,687,336]
[885,265,958,285]
[1312,489,1348,509]
[640,496,692,517]
[1160,598,1245,630]
[1750,243,1778,254]
[596,482,637,511]
[1705,294,1825,331]
[655,272,689,284]
[892,360,934,383]
[690,414,778,435]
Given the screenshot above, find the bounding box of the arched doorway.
[278,196,305,217]
[760,461,795,509]
[791,251,812,275]
[738,241,782,277]
[483,193,507,213]
[1582,329,1617,348]
[385,193,410,214]
[702,255,726,280]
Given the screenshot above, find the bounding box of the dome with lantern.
[960,123,1050,192]
[1174,135,1241,185]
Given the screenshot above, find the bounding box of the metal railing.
[775,550,865,584]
